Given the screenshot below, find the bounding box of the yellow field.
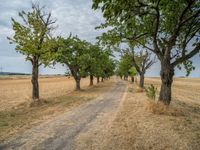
[0,76,96,111]
[145,77,200,105]
[1,76,199,111]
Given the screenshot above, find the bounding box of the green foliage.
[55,35,90,78]
[177,60,196,77]
[145,84,157,100]
[80,44,115,78]
[92,0,200,76]
[116,53,132,77]
[129,67,137,77]
[54,35,115,80]
[8,3,57,66]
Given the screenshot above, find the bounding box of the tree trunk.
[97,76,100,83]
[70,68,81,91]
[139,73,144,88]
[75,78,81,90]
[31,57,39,100]
[159,62,174,105]
[90,75,94,86]
[131,76,134,83]
[101,77,104,82]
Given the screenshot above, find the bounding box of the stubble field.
[0,76,93,111]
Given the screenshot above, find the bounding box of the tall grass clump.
[145,84,157,100]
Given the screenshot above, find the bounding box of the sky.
[0,0,199,77]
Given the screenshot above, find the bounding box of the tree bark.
[101,77,104,82]
[159,62,174,105]
[97,76,100,83]
[89,75,94,86]
[31,56,39,101]
[139,73,144,88]
[70,68,81,90]
[131,76,134,83]
[75,78,81,90]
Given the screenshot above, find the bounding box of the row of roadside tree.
[8,3,115,102]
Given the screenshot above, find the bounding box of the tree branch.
[152,0,161,53]
[172,43,200,67]
[167,1,195,51]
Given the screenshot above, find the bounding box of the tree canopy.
[92,0,200,104]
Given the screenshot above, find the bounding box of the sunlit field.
[0,76,95,111]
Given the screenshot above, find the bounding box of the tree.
[116,54,132,81]
[81,44,103,86]
[92,0,200,105]
[90,46,115,84]
[55,36,89,90]
[8,3,56,101]
[103,57,116,79]
[129,67,137,83]
[117,50,155,87]
[100,49,116,80]
[128,50,156,88]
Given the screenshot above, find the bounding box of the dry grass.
[0,77,115,142]
[135,87,145,93]
[145,100,184,116]
[75,78,200,150]
[0,76,97,111]
[145,77,200,105]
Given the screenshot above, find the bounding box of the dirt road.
[0,81,126,150]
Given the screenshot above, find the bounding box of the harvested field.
[145,77,200,105]
[0,76,96,111]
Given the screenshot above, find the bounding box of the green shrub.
[145,84,157,100]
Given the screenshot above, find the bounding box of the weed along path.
[0,81,127,150]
